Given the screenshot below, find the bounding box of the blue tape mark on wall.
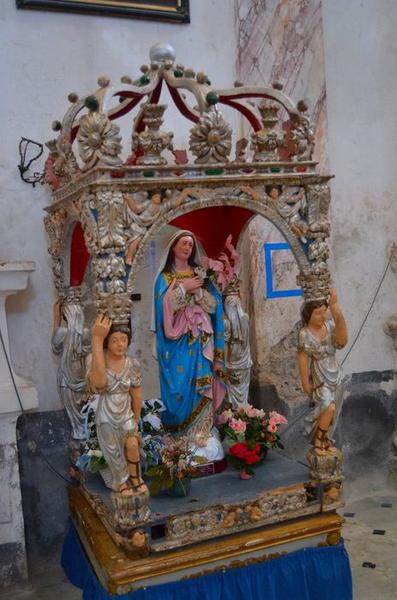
[264,242,303,299]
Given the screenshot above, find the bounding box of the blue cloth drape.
[62,524,352,600]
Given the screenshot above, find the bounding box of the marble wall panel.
[236,0,328,409]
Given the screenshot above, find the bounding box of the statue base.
[70,487,344,595]
[306,446,344,505]
[72,452,345,592]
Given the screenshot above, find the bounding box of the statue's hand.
[328,288,341,318]
[182,276,203,294]
[329,288,338,308]
[92,314,112,341]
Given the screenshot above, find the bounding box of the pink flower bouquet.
[217,404,288,475]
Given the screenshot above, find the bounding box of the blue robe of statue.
[154,271,225,434]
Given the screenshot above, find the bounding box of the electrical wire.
[0,325,73,485]
[341,252,393,367]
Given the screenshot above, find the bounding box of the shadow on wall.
[17,410,72,575]
[252,370,397,481]
[335,371,397,480]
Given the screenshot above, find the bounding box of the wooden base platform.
[69,484,344,595]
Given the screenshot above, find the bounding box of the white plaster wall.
[0,1,237,411]
[322,0,397,375]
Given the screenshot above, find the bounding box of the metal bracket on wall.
[18,137,45,187]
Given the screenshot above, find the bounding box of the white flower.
[143,413,162,431]
[194,266,207,279]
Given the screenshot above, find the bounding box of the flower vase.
[167,478,191,497]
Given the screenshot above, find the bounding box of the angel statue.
[206,235,252,409]
[298,289,348,455]
[86,314,148,497]
[52,290,90,460]
[266,185,308,243]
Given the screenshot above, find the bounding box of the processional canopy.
[44,43,333,323]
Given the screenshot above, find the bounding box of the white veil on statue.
[150,229,204,337]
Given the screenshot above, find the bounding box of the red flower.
[229,442,261,465]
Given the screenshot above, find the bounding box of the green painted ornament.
[206,91,219,106]
[85,96,99,112]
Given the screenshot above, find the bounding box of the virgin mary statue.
[152,230,226,440]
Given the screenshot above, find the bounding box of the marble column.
[0,261,38,589]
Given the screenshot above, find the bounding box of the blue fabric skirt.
[62,524,352,599]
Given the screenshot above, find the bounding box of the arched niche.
[128,192,310,294]
[130,201,307,401]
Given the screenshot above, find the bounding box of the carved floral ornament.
[43,44,332,321]
[77,102,122,170]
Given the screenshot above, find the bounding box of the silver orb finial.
[149,43,176,64]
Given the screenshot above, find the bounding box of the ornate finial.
[51,120,62,132]
[290,100,315,161]
[131,103,173,166]
[272,81,283,90]
[250,101,284,162]
[149,43,176,64]
[67,93,79,103]
[196,72,209,85]
[189,107,232,164]
[97,76,110,88]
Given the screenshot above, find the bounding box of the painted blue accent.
[62,524,353,600]
[264,242,303,299]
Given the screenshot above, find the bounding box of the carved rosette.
[251,102,284,162]
[131,103,173,166]
[77,111,122,170]
[189,107,232,164]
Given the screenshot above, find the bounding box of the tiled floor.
[4,484,397,599]
[343,487,397,600]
